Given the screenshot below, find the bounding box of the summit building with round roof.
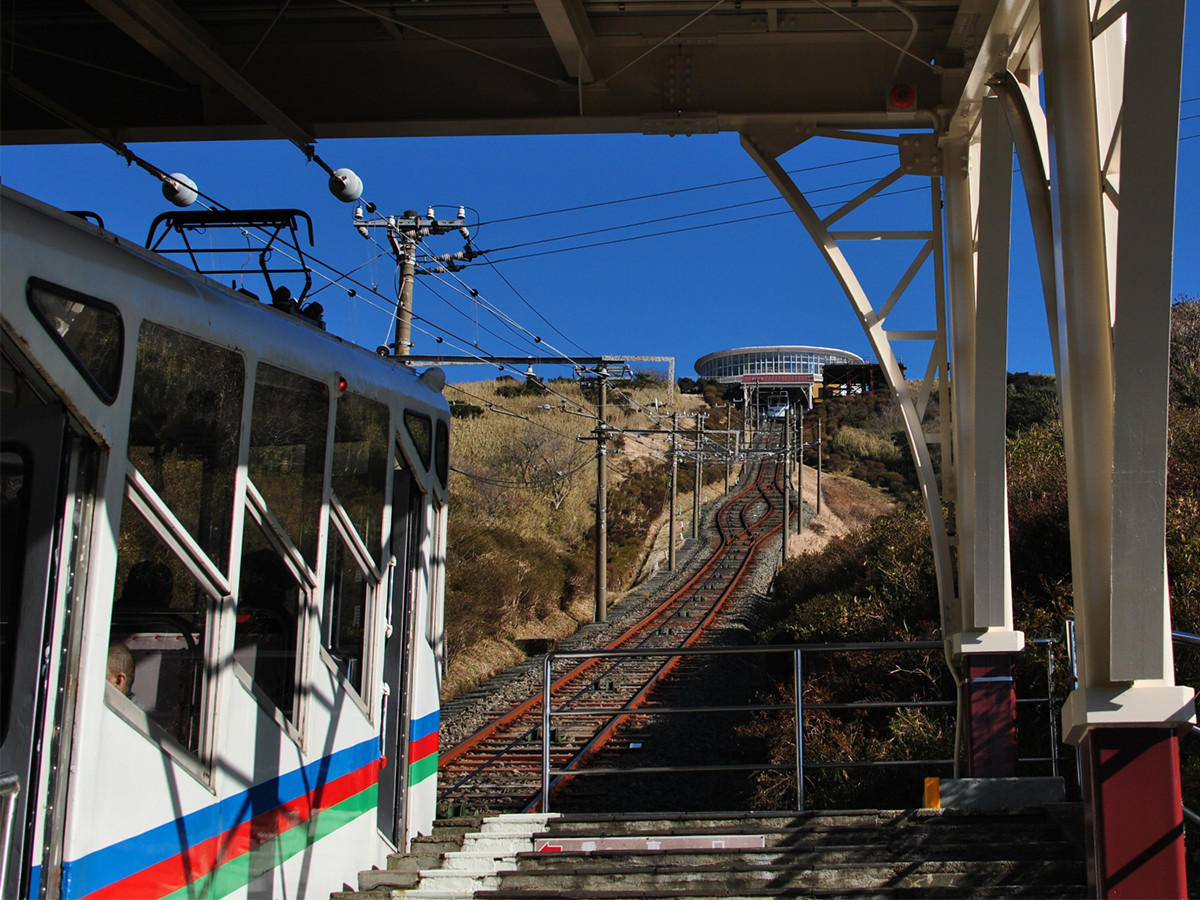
[694,345,869,410]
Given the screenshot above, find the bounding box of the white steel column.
[970,97,1015,639]
[1106,2,1183,686]
[943,138,978,631]
[1040,0,1192,740]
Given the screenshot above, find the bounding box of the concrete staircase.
[473,808,1087,899]
[333,814,558,900]
[333,807,1086,899]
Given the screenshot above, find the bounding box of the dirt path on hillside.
[788,464,894,557]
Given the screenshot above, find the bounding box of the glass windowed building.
[695,345,864,381]
[695,345,867,411]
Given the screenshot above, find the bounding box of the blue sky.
[2,14,1197,384]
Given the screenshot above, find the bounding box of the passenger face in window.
[107,644,134,696]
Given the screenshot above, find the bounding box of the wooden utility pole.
[692,413,705,538]
[782,404,791,564]
[798,408,804,533]
[720,403,731,494]
[355,205,468,357]
[816,416,823,515]
[394,220,417,356]
[594,367,609,623]
[669,412,678,571]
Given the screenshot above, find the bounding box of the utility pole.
[352,205,470,356]
[693,413,706,539]
[394,224,417,355]
[816,416,823,515]
[594,366,609,624]
[798,409,804,533]
[724,429,731,495]
[669,412,679,571]
[782,404,791,564]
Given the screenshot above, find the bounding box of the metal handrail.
[1,771,21,895]
[539,640,1058,812]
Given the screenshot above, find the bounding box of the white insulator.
[427,206,435,218]
[459,225,470,239]
[457,205,465,220]
[419,367,446,393]
[162,173,198,207]
[328,167,364,202]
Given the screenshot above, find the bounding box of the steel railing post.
[1046,640,1059,777]
[795,648,804,811]
[542,653,553,812]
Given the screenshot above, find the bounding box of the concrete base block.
[935,777,1065,810]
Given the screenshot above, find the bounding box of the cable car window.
[323,530,371,697]
[332,392,388,565]
[434,418,449,489]
[109,496,212,756]
[249,363,328,567]
[26,278,123,404]
[0,447,30,744]
[234,520,302,726]
[127,321,243,572]
[404,410,432,470]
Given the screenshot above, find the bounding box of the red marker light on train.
[337,374,348,392]
[888,83,916,110]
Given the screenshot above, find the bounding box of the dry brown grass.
[442,378,716,699]
[788,464,895,558]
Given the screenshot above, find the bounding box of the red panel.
[1080,728,1187,898]
[963,653,1017,777]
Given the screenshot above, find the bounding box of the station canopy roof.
[1,1,1012,146]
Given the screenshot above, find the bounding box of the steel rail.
[530,454,798,809]
[439,431,794,810]
[440,439,780,769]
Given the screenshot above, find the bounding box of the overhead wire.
[477,185,931,264]
[474,152,896,225]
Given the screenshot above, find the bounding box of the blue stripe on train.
[409,709,440,742]
[62,736,379,899]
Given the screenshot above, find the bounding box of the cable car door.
[377,462,421,846]
[1,406,67,899]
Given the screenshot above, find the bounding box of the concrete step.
[357,866,421,891]
[413,870,502,892]
[536,808,1056,834]
[490,858,1082,892]
[477,887,1084,899]
[442,851,520,871]
[387,852,443,873]
[515,841,1081,868]
[531,822,1066,848]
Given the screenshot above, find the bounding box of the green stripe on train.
[161,785,377,900]
[408,752,438,786]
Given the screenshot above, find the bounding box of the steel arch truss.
[740,132,960,660]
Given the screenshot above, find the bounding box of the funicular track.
[438,427,794,813]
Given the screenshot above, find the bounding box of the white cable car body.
[0,187,449,899]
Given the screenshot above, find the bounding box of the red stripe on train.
[85,760,381,900]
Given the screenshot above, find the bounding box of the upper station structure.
[0,1,1192,896]
[695,344,865,410]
